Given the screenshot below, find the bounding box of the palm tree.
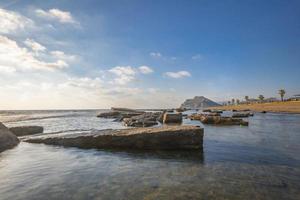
[258,95,264,102]
[245,96,249,102]
[278,89,286,101]
[231,99,235,105]
[236,99,240,104]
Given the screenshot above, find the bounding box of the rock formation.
[9,126,44,136]
[0,122,20,152]
[163,113,182,124]
[24,125,204,150]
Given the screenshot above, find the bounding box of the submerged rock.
[24,126,204,150]
[189,114,248,126]
[97,110,144,121]
[0,122,20,152]
[9,126,43,136]
[163,113,182,124]
[232,112,254,118]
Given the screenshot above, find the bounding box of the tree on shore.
[231,99,235,105]
[245,96,249,102]
[258,95,264,102]
[227,101,231,105]
[236,99,240,104]
[278,89,286,101]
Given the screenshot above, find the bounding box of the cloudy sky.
[0,0,299,109]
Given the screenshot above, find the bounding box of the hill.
[180,96,220,109]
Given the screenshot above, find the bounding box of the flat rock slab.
[23,125,203,150]
[9,126,44,136]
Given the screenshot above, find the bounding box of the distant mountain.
[180,96,220,109]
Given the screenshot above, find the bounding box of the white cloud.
[150,52,162,58]
[139,65,153,74]
[24,39,46,52]
[0,65,16,74]
[148,88,159,94]
[35,8,78,24]
[164,70,191,79]
[50,50,77,62]
[0,8,34,34]
[192,54,203,60]
[0,35,68,71]
[108,66,136,85]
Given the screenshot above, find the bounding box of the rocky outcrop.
[0,122,20,152]
[232,112,254,118]
[97,108,145,122]
[24,126,204,150]
[9,126,43,136]
[189,114,248,126]
[163,113,182,124]
[180,96,220,109]
[122,112,160,127]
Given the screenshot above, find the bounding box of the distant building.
[288,94,300,101]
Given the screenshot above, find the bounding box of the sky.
[0,0,299,109]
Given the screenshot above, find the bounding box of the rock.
[232,112,254,118]
[261,111,267,113]
[9,126,43,136]
[175,108,185,112]
[157,111,166,123]
[97,110,144,120]
[122,112,159,127]
[0,122,20,152]
[111,107,142,113]
[189,114,248,126]
[97,111,120,118]
[24,126,204,150]
[163,113,182,124]
[211,110,223,114]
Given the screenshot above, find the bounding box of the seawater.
[0,110,300,200]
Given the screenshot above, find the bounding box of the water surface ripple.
[0,110,300,200]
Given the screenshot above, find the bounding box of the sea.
[0,110,300,200]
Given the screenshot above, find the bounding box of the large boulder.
[9,126,44,136]
[24,125,204,150]
[163,113,182,124]
[0,122,20,152]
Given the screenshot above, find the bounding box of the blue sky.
[0,0,299,109]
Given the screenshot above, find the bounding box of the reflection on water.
[0,111,300,199]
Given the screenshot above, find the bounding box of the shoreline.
[209,101,300,114]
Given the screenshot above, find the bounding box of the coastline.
[209,101,300,114]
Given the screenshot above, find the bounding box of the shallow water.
[0,110,300,200]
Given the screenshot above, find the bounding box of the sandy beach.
[210,101,300,114]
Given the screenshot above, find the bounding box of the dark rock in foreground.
[24,126,204,150]
[9,126,44,136]
[0,122,20,152]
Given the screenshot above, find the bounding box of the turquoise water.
[0,110,300,200]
